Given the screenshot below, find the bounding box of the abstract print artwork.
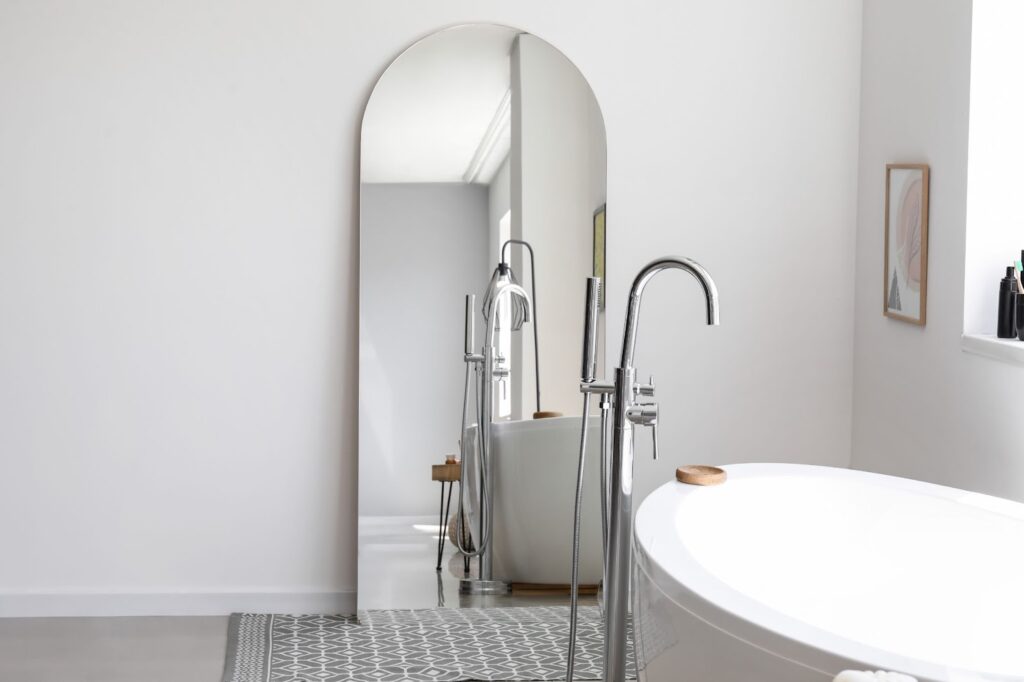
[884,164,929,325]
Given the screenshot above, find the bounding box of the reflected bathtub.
[633,463,1024,682]
[464,416,602,585]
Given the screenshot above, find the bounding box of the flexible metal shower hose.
[454,361,491,558]
[566,391,593,681]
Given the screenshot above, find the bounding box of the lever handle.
[652,422,659,461]
[637,374,656,397]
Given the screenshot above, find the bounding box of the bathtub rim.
[490,413,599,435]
[633,463,1022,682]
[632,551,845,680]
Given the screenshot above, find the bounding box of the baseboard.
[0,590,357,618]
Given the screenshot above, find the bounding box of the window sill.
[961,333,1024,365]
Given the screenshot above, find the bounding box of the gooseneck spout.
[620,257,720,370]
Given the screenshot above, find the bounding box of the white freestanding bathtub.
[633,463,1024,682]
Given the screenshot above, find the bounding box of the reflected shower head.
[481,262,531,331]
[482,239,542,415]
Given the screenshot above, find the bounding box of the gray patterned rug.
[222,606,634,681]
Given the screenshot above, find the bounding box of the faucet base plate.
[459,579,510,595]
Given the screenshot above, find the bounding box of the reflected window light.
[497,209,512,419]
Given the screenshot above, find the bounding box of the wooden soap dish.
[676,465,727,486]
[532,411,563,419]
[431,455,461,483]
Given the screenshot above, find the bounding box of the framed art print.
[884,164,929,325]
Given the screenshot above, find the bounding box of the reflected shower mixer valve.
[492,352,510,379]
[492,352,510,397]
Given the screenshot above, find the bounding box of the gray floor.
[0,517,589,681]
[0,613,590,682]
[0,616,228,682]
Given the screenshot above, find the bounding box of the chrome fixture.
[568,257,719,682]
[456,282,532,595]
[482,259,530,332]
[567,276,601,682]
[482,239,543,415]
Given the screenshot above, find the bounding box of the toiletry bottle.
[1016,295,1024,341]
[998,266,1018,338]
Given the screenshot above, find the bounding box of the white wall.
[618,3,862,506]
[359,183,489,517]
[850,0,1024,502]
[0,0,862,616]
[510,33,607,419]
[488,155,512,264]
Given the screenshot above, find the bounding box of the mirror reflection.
[359,24,607,610]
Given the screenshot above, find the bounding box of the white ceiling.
[361,24,517,184]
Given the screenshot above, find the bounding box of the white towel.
[834,672,917,682]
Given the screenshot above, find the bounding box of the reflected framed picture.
[593,204,606,309]
[884,163,929,325]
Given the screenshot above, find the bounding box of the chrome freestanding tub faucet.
[570,257,719,682]
[455,282,532,595]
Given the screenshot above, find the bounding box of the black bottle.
[998,266,1017,338]
[1016,296,1024,341]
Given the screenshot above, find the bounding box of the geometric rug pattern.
[222,606,635,681]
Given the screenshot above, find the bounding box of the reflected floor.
[358,515,599,610]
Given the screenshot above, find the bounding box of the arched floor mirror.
[358,24,607,611]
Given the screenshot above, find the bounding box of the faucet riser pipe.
[603,366,635,682]
[473,282,529,586]
[480,343,495,581]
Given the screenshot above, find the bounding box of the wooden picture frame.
[883,163,929,325]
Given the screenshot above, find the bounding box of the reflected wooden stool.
[431,455,461,571]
